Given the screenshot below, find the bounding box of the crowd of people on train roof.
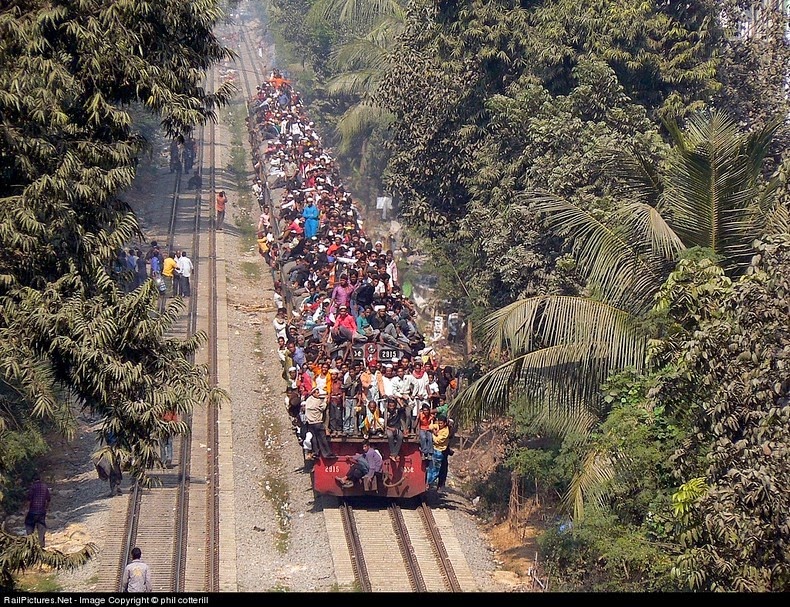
[247,69,457,490]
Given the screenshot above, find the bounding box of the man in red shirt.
[215,190,227,230]
[331,304,367,344]
[25,471,51,547]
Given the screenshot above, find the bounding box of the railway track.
[105,15,478,594]
[328,498,473,592]
[108,69,222,592]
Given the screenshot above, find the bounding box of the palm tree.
[309,0,405,153]
[0,529,95,591]
[453,110,788,514]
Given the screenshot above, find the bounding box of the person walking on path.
[183,136,196,174]
[177,250,194,297]
[25,471,51,547]
[169,139,182,174]
[160,409,177,468]
[215,190,227,230]
[94,449,124,497]
[172,250,183,297]
[122,546,152,592]
[134,248,148,289]
[162,251,177,297]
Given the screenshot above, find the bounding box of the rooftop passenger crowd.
[247,69,457,491]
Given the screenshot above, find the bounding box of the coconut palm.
[452,110,788,513]
[309,0,405,153]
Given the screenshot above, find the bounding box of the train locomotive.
[311,343,430,499]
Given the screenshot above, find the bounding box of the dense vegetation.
[265,0,790,591]
[0,0,787,591]
[0,0,233,588]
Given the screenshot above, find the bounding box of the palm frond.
[309,0,404,32]
[620,201,685,261]
[523,191,668,312]
[528,399,601,439]
[600,147,664,208]
[563,448,616,520]
[326,67,380,98]
[0,524,96,590]
[335,102,389,149]
[662,111,782,273]
[480,295,646,365]
[451,338,642,428]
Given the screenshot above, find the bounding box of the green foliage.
[266,0,339,77]
[594,375,683,526]
[507,442,568,506]
[0,425,48,511]
[538,508,678,592]
[0,528,96,592]
[465,463,512,520]
[0,0,232,576]
[376,0,726,307]
[661,235,790,591]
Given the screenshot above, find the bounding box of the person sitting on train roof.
[330,304,367,345]
[369,305,400,347]
[360,400,386,438]
[355,305,375,340]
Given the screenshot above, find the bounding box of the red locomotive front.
[311,437,428,498]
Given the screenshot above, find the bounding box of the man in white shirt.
[379,364,395,400]
[389,366,411,418]
[177,251,194,296]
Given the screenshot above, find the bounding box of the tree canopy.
[0,0,233,585]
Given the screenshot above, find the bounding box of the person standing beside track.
[24,471,51,547]
[162,251,177,297]
[177,250,193,297]
[215,190,227,230]
[169,139,182,174]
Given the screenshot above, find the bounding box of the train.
[247,69,456,500]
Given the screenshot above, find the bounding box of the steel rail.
[388,503,428,592]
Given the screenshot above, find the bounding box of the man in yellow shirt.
[426,416,450,489]
[162,251,178,297]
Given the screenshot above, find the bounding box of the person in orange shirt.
[417,402,434,461]
[215,190,227,230]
